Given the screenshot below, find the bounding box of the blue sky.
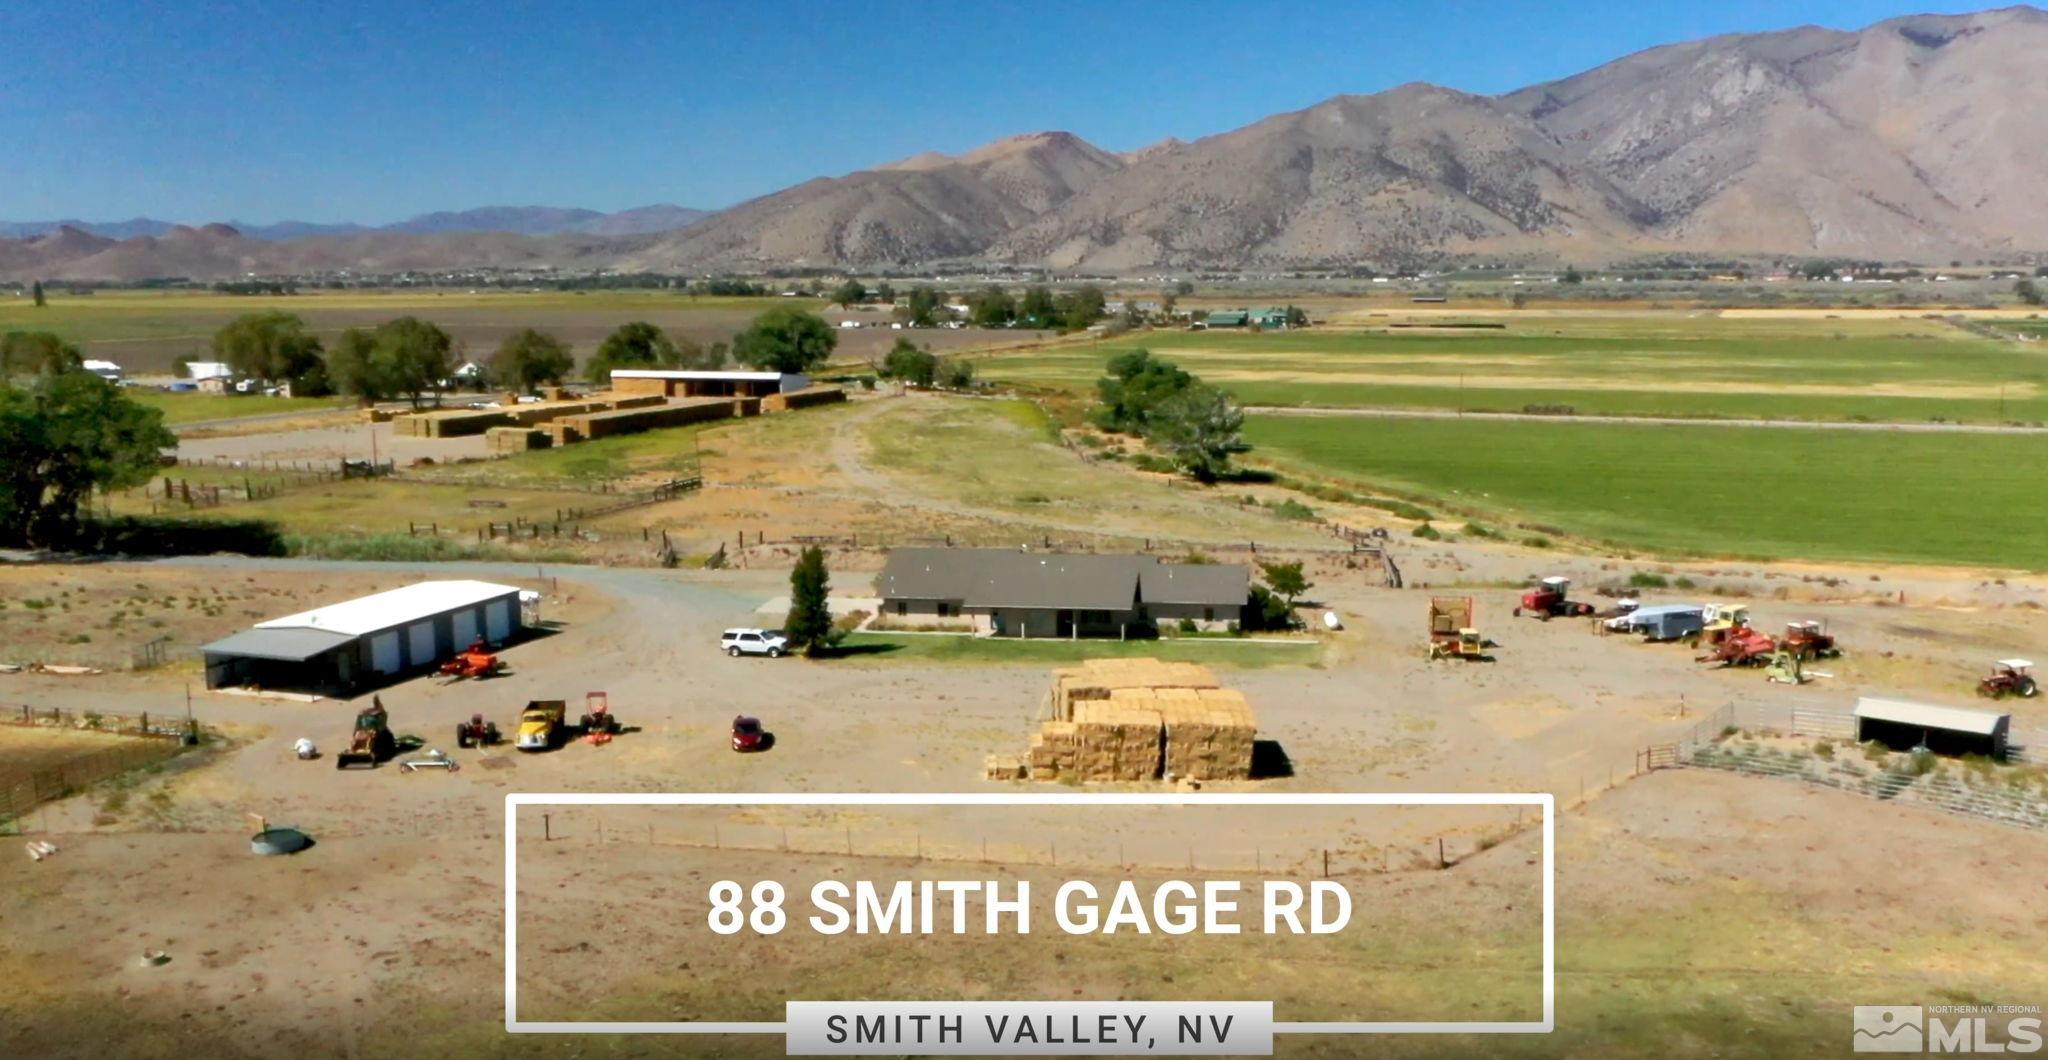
[0,0,2001,224]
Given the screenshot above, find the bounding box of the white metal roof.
[82,359,123,373]
[1997,658,2034,670]
[611,369,784,381]
[1853,697,2009,737]
[254,580,522,637]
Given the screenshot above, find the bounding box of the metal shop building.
[200,580,526,695]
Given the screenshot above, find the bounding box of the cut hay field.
[978,313,2048,424]
[1243,414,2048,569]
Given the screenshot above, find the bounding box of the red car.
[731,715,773,752]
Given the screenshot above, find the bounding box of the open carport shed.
[1853,697,2011,759]
[201,580,524,695]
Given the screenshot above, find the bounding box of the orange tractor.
[336,697,398,769]
[439,639,503,680]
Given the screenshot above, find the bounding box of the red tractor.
[579,691,621,745]
[1978,659,2039,699]
[1513,577,1595,620]
[1780,621,1839,660]
[454,713,500,748]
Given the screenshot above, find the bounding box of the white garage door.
[485,599,512,643]
[369,631,402,674]
[451,608,478,649]
[408,620,436,666]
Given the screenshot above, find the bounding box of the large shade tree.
[732,307,837,374]
[0,372,175,546]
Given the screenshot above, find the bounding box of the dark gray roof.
[201,627,356,662]
[1139,562,1248,606]
[877,548,1245,611]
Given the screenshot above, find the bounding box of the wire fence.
[1648,701,2048,832]
[504,806,1540,879]
[0,707,196,825]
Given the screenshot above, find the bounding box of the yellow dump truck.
[515,699,567,752]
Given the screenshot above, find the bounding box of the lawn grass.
[1243,414,2048,569]
[828,631,1322,668]
[975,314,2048,423]
[131,390,352,425]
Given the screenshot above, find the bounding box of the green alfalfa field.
[1242,414,2048,569]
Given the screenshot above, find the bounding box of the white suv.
[721,628,789,658]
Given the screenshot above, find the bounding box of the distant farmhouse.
[876,548,1247,638]
[1199,307,1290,330]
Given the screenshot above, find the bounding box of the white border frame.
[505,792,1555,1037]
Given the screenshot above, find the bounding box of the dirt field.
[0,551,2043,1056]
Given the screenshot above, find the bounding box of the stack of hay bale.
[1020,658,1255,783]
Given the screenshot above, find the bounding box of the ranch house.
[874,548,1248,638]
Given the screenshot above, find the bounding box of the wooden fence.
[0,706,197,825]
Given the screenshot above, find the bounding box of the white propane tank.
[1322,611,1344,631]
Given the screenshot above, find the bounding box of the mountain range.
[6,6,2046,280]
[0,204,709,242]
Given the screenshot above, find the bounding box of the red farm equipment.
[1513,576,1596,620]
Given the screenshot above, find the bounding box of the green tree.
[831,279,868,306]
[904,286,945,327]
[879,339,938,387]
[325,328,386,402]
[1258,560,1312,605]
[1284,305,1308,328]
[969,286,1016,328]
[874,282,896,305]
[1561,266,1584,285]
[0,372,175,546]
[733,307,837,374]
[1149,383,1247,483]
[938,357,975,390]
[1092,349,1194,433]
[1173,280,1194,296]
[1053,285,1107,329]
[371,317,455,408]
[586,321,680,383]
[491,328,574,394]
[31,280,45,308]
[785,545,834,656]
[1,331,84,376]
[1018,285,1058,325]
[2016,278,2043,306]
[211,312,329,394]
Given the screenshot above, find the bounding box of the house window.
[897,601,908,616]
[1204,608,1214,622]
[937,602,952,618]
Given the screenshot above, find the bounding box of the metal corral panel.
[1854,697,2009,737]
